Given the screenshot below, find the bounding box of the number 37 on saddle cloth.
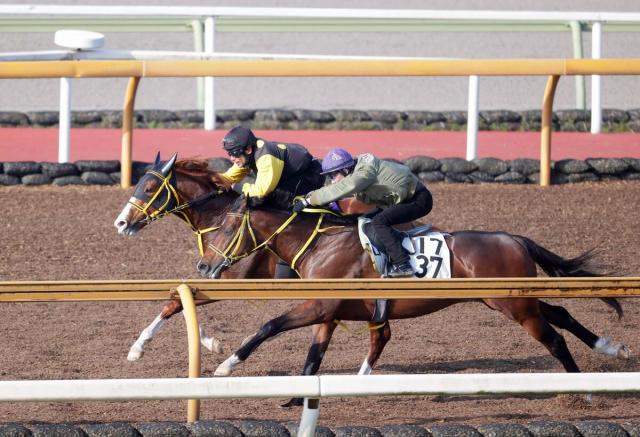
[357,218,452,279]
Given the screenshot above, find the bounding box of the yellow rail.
[1,58,640,78]
[1,278,639,302]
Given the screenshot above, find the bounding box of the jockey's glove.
[292,197,310,213]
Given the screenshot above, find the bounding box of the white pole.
[298,398,320,437]
[204,16,216,130]
[466,75,479,160]
[58,77,71,163]
[591,21,602,134]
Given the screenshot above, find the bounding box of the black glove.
[292,198,310,213]
[247,196,264,208]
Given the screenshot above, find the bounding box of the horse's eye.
[143,183,156,195]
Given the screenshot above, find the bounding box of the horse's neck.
[175,174,232,231]
[249,209,370,278]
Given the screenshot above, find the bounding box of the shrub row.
[2,108,640,132]
[1,157,639,187]
[1,419,639,437]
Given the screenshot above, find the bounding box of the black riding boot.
[372,299,389,323]
[274,260,297,278]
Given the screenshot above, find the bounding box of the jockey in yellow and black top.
[219,125,325,210]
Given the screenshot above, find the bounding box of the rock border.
[1,157,639,187]
[2,108,640,132]
[1,420,639,437]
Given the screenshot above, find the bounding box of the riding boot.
[372,299,389,323]
[274,259,297,278]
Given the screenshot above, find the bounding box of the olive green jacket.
[307,153,419,209]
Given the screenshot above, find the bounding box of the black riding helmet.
[222,126,257,156]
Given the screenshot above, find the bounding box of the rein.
[129,169,225,256]
[207,205,346,273]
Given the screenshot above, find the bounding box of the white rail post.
[58,77,71,163]
[466,75,479,161]
[53,30,105,163]
[298,398,320,437]
[204,16,216,130]
[591,21,602,134]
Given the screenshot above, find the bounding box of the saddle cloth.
[357,217,452,279]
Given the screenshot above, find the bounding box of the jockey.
[293,148,433,278]
[219,126,324,209]
[219,126,325,279]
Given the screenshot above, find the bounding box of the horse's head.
[114,152,235,237]
[114,152,179,236]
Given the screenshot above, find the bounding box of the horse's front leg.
[128,299,222,361]
[282,321,339,408]
[214,300,338,376]
[358,321,392,375]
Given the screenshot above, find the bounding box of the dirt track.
[1,182,639,428]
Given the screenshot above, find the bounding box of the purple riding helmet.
[320,148,355,175]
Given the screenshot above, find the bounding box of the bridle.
[129,167,226,256]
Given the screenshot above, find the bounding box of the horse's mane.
[174,158,232,191]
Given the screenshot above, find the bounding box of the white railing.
[2,373,640,437]
[2,6,640,159]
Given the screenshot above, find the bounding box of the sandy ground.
[0,182,639,428]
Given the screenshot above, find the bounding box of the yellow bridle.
[129,169,224,256]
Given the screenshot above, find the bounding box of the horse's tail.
[513,235,623,319]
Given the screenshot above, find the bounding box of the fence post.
[58,77,71,163]
[591,21,603,134]
[298,398,320,437]
[121,76,140,189]
[466,75,479,161]
[176,283,202,422]
[540,75,560,187]
[204,16,216,130]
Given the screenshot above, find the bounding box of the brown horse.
[114,155,628,408]
[195,184,629,382]
[113,154,372,362]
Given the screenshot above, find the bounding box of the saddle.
[358,217,452,279]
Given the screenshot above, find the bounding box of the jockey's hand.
[292,198,310,213]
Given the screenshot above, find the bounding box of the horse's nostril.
[197,261,210,275]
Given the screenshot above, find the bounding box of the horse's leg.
[128,299,222,361]
[539,301,630,360]
[215,300,340,376]
[491,299,580,372]
[282,321,339,408]
[358,321,392,375]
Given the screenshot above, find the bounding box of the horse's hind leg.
[215,300,338,377]
[539,301,630,360]
[358,322,392,375]
[128,299,222,361]
[493,300,579,372]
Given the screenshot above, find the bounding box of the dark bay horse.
[196,188,629,380]
[113,154,372,362]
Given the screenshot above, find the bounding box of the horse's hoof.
[281,397,303,408]
[127,346,143,362]
[212,339,223,354]
[213,366,231,377]
[618,345,631,360]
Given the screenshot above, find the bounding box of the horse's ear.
[160,153,177,177]
[154,151,161,168]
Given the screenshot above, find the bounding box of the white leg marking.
[199,325,223,354]
[358,359,372,375]
[594,337,631,360]
[127,315,167,362]
[214,354,242,377]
